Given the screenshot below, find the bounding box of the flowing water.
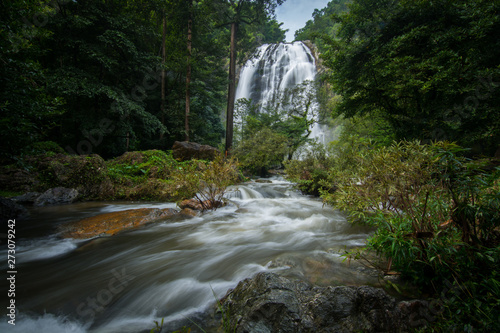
[234,42,333,145]
[235,42,317,111]
[1,178,376,332]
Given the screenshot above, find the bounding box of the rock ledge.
[219,272,431,333]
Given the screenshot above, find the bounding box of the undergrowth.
[285,138,500,331]
[0,149,240,205]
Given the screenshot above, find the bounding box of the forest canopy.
[295,0,499,156]
[0,0,287,161]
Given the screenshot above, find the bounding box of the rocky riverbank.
[215,272,430,333]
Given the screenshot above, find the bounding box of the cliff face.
[302,40,327,76]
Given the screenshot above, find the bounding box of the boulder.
[0,168,37,192]
[219,272,431,332]
[172,141,219,161]
[34,187,79,206]
[179,198,224,211]
[59,208,179,239]
[11,192,41,204]
[179,199,204,211]
[26,153,112,199]
[180,208,199,218]
[0,197,29,220]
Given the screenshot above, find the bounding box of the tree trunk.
[160,14,167,140]
[225,21,238,154]
[185,0,193,142]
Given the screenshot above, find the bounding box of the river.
[1,177,375,332]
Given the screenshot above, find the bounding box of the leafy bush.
[321,140,500,331]
[107,150,176,180]
[22,141,66,156]
[284,141,334,195]
[233,127,288,176]
[171,154,240,210]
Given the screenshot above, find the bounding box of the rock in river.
[34,187,79,206]
[219,272,431,332]
[0,197,29,220]
[59,208,178,239]
[179,198,224,211]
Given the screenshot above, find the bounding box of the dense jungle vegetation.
[286,0,500,331]
[1,0,286,161]
[1,0,499,331]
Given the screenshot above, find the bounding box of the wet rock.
[34,187,79,206]
[0,168,37,192]
[0,197,29,220]
[179,198,224,211]
[59,208,179,239]
[219,272,431,332]
[180,208,199,217]
[11,192,41,204]
[179,199,204,211]
[27,153,112,199]
[172,141,219,161]
[254,179,272,183]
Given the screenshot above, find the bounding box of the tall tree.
[160,12,167,140]
[185,0,193,141]
[217,0,286,154]
[0,0,64,161]
[324,0,500,155]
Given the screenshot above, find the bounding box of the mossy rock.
[0,166,38,192]
[26,154,112,199]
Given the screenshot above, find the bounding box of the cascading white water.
[235,42,316,111]
[0,178,375,333]
[235,41,327,145]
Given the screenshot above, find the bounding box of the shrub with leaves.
[284,141,335,195]
[323,140,500,331]
[233,127,288,176]
[171,154,240,210]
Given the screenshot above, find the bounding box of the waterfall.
[235,41,327,145]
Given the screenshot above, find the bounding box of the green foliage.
[0,190,23,198]
[107,150,176,180]
[104,150,192,201]
[284,141,334,195]
[323,0,500,155]
[233,128,288,175]
[317,140,500,331]
[1,149,240,202]
[22,141,66,156]
[294,0,351,51]
[150,318,164,333]
[41,0,167,156]
[0,0,288,159]
[434,145,500,247]
[322,140,439,216]
[0,1,65,162]
[212,287,236,333]
[170,154,240,209]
